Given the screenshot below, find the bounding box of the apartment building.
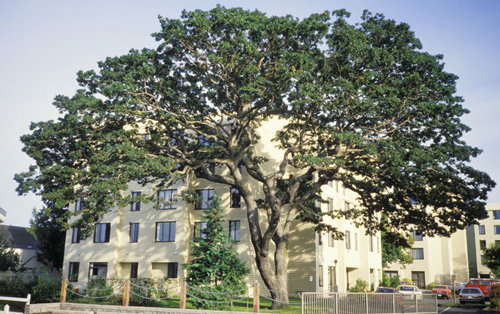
[467,202,500,278]
[62,118,382,294]
[384,229,469,288]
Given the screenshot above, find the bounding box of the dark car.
[376,287,397,293]
[459,287,485,304]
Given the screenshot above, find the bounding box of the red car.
[432,285,452,299]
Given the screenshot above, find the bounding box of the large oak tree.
[16,7,494,307]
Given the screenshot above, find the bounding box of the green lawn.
[70,296,302,314]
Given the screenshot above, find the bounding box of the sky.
[1,0,499,227]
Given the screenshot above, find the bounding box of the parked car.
[396,285,423,300]
[459,287,485,304]
[431,285,452,299]
[376,287,397,293]
[447,282,466,293]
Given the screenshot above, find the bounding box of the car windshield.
[377,288,393,292]
[399,286,414,291]
[462,288,481,294]
[434,286,447,289]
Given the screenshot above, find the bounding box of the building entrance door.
[412,271,425,289]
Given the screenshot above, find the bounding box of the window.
[345,230,351,249]
[167,263,178,278]
[130,223,139,243]
[230,187,241,208]
[479,225,486,235]
[194,222,207,239]
[480,240,486,250]
[196,189,214,209]
[156,222,176,242]
[385,271,399,278]
[369,235,374,252]
[68,262,79,282]
[229,220,240,242]
[94,223,111,243]
[412,248,424,260]
[494,210,500,219]
[344,202,350,211]
[71,227,80,243]
[412,231,423,241]
[158,189,178,209]
[89,262,108,279]
[495,226,500,235]
[328,231,335,247]
[318,232,323,246]
[75,197,83,212]
[328,266,337,292]
[328,198,334,213]
[130,263,138,279]
[319,265,323,287]
[131,192,141,211]
[354,233,358,250]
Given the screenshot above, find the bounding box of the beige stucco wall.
[471,202,500,278]
[385,228,469,287]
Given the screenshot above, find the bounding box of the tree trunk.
[254,236,290,309]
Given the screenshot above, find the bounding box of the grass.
[69,296,302,313]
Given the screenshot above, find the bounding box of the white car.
[396,285,423,300]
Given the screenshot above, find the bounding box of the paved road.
[438,304,495,314]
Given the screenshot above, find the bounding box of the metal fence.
[301,292,437,314]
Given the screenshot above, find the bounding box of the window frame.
[494,210,500,219]
[230,187,241,208]
[229,220,240,242]
[158,189,178,210]
[479,225,486,235]
[345,230,351,249]
[68,262,80,282]
[71,227,80,243]
[195,189,214,210]
[131,192,141,211]
[130,262,138,279]
[155,222,176,242]
[194,222,207,239]
[412,231,423,241]
[94,223,111,243]
[328,231,335,247]
[167,262,178,278]
[129,223,139,243]
[411,248,424,260]
[494,225,500,235]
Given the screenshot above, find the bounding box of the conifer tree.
[185,194,249,310]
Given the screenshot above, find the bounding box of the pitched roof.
[0,225,38,250]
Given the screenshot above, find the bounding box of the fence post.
[4,304,9,314]
[60,277,68,303]
[253,281,260,313]
[122,279,130,306]
[179,281,186,309]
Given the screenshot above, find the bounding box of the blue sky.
[1,0,499,227]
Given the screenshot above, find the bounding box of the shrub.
[0,273,63,303]
[427,282,438,289]
[350,279,369,292]
[490,284,500,309]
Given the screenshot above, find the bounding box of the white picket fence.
[0,294,30,314]
[301,292,437,314]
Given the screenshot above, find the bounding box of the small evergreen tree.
[185,194,249,310]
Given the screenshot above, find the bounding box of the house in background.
[0,208,60,279]
[62,117,383,294]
